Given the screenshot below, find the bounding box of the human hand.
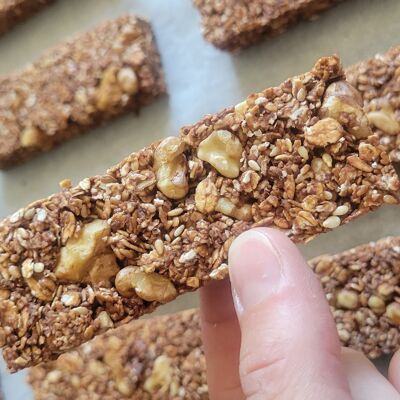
[200,228,400,400]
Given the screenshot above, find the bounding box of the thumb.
[228,228,352,400]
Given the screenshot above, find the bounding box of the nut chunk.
[198,130,243,178]
[0,56,399,372]
[154,137,189,199]
[55,220,118,284]
[346,46,400,162]
[0,15,166,168]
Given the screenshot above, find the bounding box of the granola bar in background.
[0,0,54,36]
[346,46,400,162]
[0,55,399,372]
[310,236,400,359]
[193,0,344,52]
[28,310,207,400]
[0,15,166,168]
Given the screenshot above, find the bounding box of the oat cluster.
[193,0,342,51]
[0,15,166,168]
[28,310,207,400]
[346,46,400,162]
[0,56,399,372]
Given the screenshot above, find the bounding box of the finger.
[229,228,352,400]
[200,278,245,400]
[388,349,400,392]
[342,348,400,399]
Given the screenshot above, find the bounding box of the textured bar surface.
[28,310,207,400]
[311,236,400,359]
[346,46,400,162]
[0,15,166,168]
[193,0,343,52]
[0,0,54,35]
[27,235,400,399]
[0,56,399,372]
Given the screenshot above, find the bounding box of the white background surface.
[0,0,400,398]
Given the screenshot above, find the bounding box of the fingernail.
[228,229,283,315]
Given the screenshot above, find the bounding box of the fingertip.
[389,350,400,391]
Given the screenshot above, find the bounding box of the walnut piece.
[144,355,175,395]
[55,220,118,285]
[197,130,243,178]
[367,108,400,135]
[26,277,56,302]
[88,253,120,287]
[154,137,189,200]
[195,178,219,213]
[20,126,42,148]
[320,81,372,139]
[96,67,124,111]
[115,266,177,303]
[215,197,252,221]
[305,118,344,147]
[117,67,139,95]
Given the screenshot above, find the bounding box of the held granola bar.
[28,310,207,400]
[1,56,399,372]
[28,238,400,400]
[193,0,344,52]
[0,15,166,168]
[0,0,54,35]
[346,46,400,162]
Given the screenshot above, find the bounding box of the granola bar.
[310,236,400,359]
[0,0,54,35]
[0,15,166,168]
[346,46,400,162]
[28,237,400,400]
[1,56,399,372]
[28,309,207,400]
[193,0,344,52]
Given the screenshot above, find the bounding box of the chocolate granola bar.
[193,0,344,52]
[28,309,207,400]
[1,56,399,372]
[0,0,54,35]
[311,236,400,359]
[0,15,166,168]
[28,237,400,399]
[346,46,400,162]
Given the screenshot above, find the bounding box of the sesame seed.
[167,208,184,217]
[154,239,164,255]
[322,216,341,229]
[174,225,185,237]
[333,205,349,216]
[248,160,261,171]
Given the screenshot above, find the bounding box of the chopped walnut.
[195,178,219,213]
[96,67,124,111]
[115,266,177,303]
[215,197,252,221]
[55,220,116,284]
[320,81,372,139]
[154,137,189,199]
[20,126,42,148]
[144,355,175,395]
[197,130,243,178]
[305,118,344,147]
[367,108,400,135]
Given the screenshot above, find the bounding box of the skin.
[200,228,400,400]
